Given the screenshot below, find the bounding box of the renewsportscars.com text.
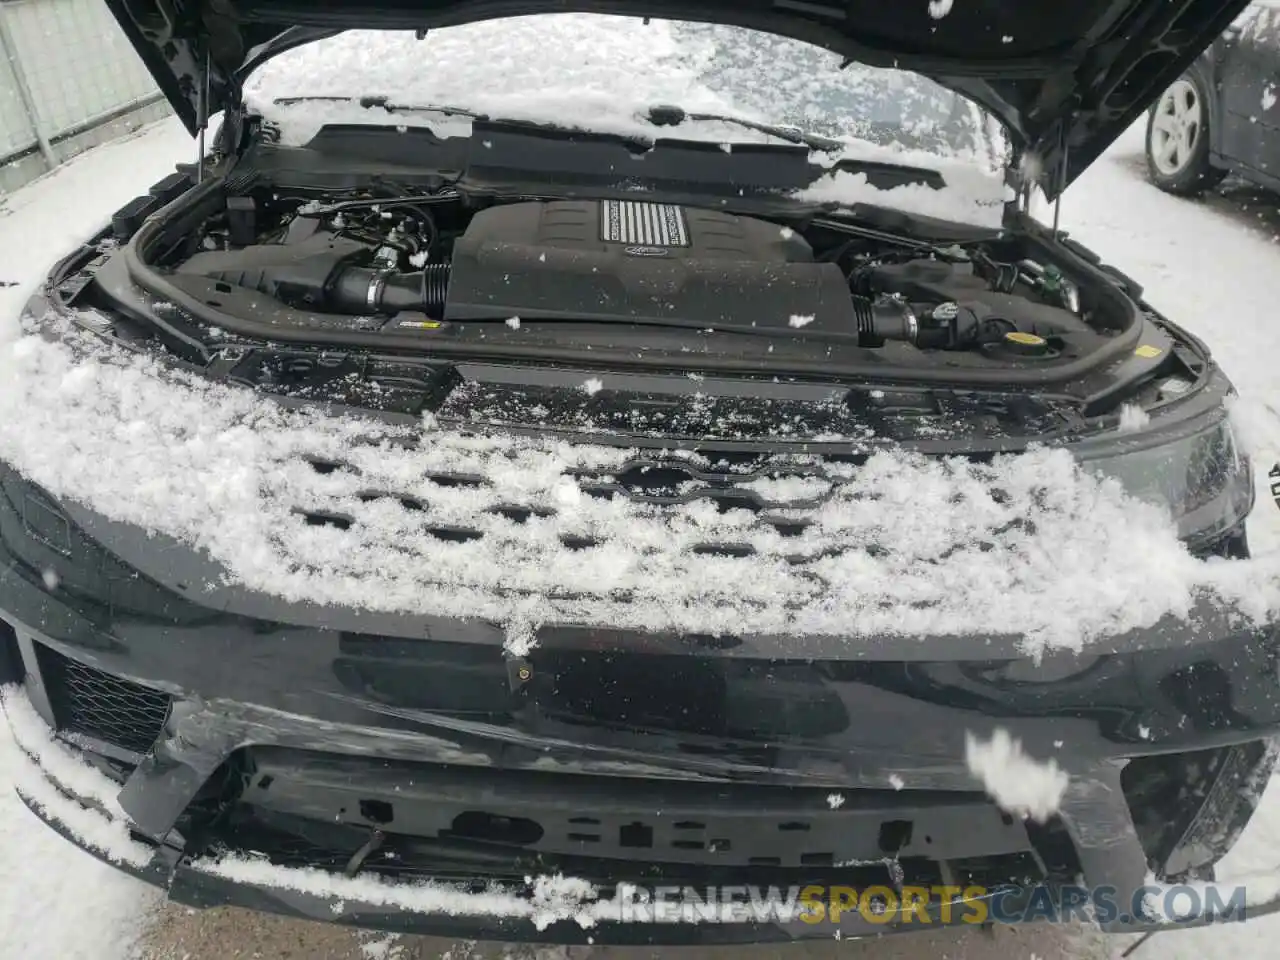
[606,882,1248,925]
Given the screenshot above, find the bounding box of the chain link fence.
[0,0,171,194]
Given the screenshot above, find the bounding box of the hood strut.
[196,46,211,183]
[1049,144,1070,236]
[1051,129,1069,238]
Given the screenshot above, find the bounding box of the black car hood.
[106,0,1248,198]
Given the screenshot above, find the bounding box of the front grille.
[37,645,170,756]
[286,451,888,566]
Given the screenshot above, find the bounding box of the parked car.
[1147,0,1280,194]
[1,0,1275,946]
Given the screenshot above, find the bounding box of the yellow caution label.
[1134,344,1163,358]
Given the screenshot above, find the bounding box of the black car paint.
[3,7,1279,937]
[1,195,1277,941]
[1183,2,1280,188]
[0,442,1277,941]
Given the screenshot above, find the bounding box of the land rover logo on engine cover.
[625,245,669,257]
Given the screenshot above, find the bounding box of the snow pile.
[2,317,1279,655]
[1,687,156,868]
[244,17,1008,226]
[194,854,604,930]
[0,705,159,959]
[1117,403,1151,432]
[0,116,194,960]
[357,932,407,960]
[795,168,1011,228]
[3,686,605,931]
[964,728,1068,823]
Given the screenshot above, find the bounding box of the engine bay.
[138,183,1132,369]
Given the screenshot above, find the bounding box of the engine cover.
[443,200,856,329]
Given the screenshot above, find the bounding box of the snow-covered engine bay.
[147,185,1127,366]
[8,175,1271,655]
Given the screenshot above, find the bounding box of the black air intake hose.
[187,239,452,317]
[421,263,449,307]
[327,264,450,315]
[851,294,918,346]
[852,295,1011,350]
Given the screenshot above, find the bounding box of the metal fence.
[0,0,171,194]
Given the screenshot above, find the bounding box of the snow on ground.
[2,51,1280,960]
[0,117,194,960]
[1054,125,1280,562]
[1045,119,1280,960]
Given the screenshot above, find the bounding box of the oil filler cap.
[1001,331,1050,356]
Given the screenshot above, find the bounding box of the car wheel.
[1145,72,1227,195]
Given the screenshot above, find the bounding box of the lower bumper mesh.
[37,644,170,755]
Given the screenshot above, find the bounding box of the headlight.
[1078,417,1253,544]
[0,464,207,627]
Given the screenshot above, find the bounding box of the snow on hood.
[243,18,1011,227]
[2,311,1279,656]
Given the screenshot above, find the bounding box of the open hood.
[105,0,1250,198]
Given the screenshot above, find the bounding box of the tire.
[1145,70,1227,195]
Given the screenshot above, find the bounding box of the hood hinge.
[1006,120,1071,227]
[1004,143,1030,223]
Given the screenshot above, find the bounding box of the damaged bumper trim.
[9,682,1280,943]
[17,736,1280,942]
[4,728,953,944]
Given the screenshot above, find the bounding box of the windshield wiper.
[273,95,484,119]
[642,105,949,192]
[271,95,656,146]
[643,103,843,153]
[273,96,842,152]
[274,95,860,168]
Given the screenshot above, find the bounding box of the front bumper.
[2,472,1280,943]
[10,685,1278,945]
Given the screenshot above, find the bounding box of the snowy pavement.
[1036,119,1280,960]
[1,109,1280,959]
[0,119,190,960]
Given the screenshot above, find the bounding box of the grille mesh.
[38,645,170,756]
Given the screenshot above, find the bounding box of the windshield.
[245,15,1007,169]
